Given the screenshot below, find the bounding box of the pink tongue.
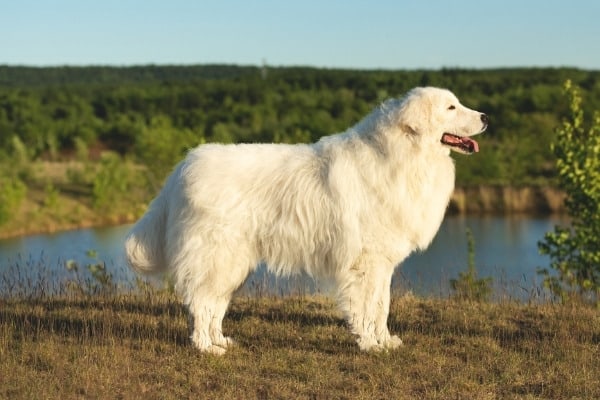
[456,136,479,153]
[468,138,479,153]
[442,133,480,153]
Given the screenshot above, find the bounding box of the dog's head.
[396,87,488,155]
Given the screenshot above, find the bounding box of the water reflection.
[0,215,568,299]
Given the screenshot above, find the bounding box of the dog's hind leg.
[187,293,237,355]
[188,296,227,355]
[183,243,255,355]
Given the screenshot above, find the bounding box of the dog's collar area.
[440,133,479,154]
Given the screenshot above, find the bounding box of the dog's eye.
[448,105,456,110]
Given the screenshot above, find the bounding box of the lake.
[0,215,567,300]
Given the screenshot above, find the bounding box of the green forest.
[0,65,599,235]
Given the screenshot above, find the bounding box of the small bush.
[134,116,200,184]
[538,80,600,305]
[63,250,117,296]
[92,152,130,211]
[0,177,27,226]
[450,228,492,301]
[73,136,90,162]
[43,182,60,211]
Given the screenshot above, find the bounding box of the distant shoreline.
[449,185,565,215]
[0,185,565,241]
[0,214,135,240]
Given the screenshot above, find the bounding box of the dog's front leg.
[373,274,403,349]
[336,254,401,351]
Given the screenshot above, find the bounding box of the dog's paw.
[358,334,404,352]
[384,335,403,349]
[205,345,227,356]
[191,332,230,355]
[357,335,380,352]
[214,336,236,349]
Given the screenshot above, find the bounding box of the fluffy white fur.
[125,87,488,355]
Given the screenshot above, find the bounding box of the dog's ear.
[402,121,419,136]
[398,95,427,136]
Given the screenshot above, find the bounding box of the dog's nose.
[481,114,489,125]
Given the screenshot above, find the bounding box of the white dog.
[125,87,487,354]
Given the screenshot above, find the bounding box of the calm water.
[0,215,567,299]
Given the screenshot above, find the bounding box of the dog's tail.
[124,185,169,274]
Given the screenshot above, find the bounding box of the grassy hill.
[1,292,598,399]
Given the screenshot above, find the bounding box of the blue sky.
[1,0,599,70]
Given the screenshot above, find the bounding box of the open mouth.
[441,133,479,154]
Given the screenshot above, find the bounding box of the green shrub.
[134,116,200,184]
[43,182,59,211]
[73,136,90,162]
[450,228,492,302]
[64,249,116,295]
[538,80,600,305]
[92,152,130,211]
[0,177,27,225]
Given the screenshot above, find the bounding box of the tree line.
[1,65,599,184]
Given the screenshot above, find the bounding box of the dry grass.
[1,291,598,399]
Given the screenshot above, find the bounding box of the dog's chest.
[388,156,456,250]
